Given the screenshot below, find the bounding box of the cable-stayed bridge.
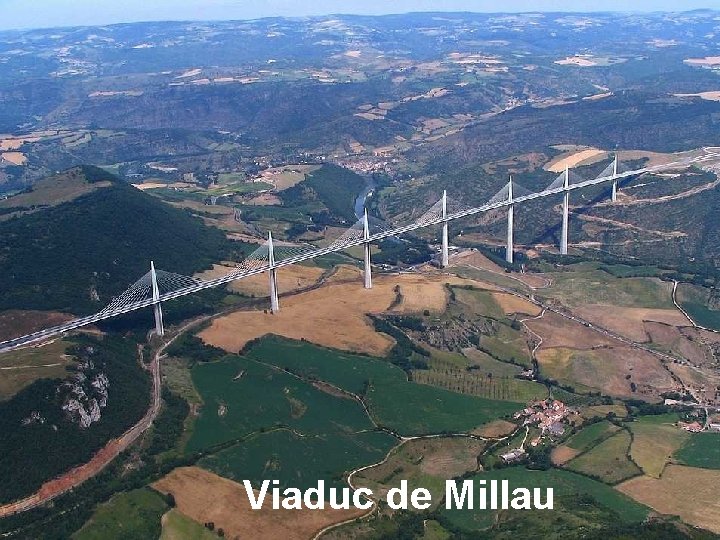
[2,148,720,353]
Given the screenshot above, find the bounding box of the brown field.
[684,56,720,67]
[537,346,676,399]
[196,263,326,297]
[1,152,27,165]
[645,322,709,364]
[554,56,598,67]
[153,467,366,540]
[0,310,74,341]
[574,305,688,342]
[617,465,720,533]
[580,404,627,419]
[0,139,23,150]
[545,148,606,173]
[492,293,541,316]
[451,250,547,289]
[258,164,319,190]
[471,419,517,438]
[246,193,282,205]
[673,91,720,102]
[551,446,579,465]
[524,311,615,349]
[619,149,697,168]
[0,339,75,400]
[199,272,475,355]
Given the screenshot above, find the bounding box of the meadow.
[201,428,396,490]
[186,355,378,452]
[244,335,400,395]
[72,488,168,540]
[160,509,218,540]
[440,467,649,533]
[565,430,643,484]
[674,432,720,469]
[626,413,689,477]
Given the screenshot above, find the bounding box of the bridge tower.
[363,208,372,289]
[267,231,280,313]
[506,177,514,264]
[150,261,164,336]
[560,166,570,255]
[441,190,449,268]
[611,154,619,202]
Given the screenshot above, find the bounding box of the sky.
[0,0,716,31]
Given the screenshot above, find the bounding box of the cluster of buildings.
[678,421,704,433]
[513,399,575,443]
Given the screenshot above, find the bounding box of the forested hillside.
[0,167,240,313]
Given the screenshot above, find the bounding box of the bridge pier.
[150,261,164,337]
[441,190,449,268]
[363,209,372,289]
[506,178,514,264]
[611,154,619,202]
[561,167,569,255]
[267,232,280,313]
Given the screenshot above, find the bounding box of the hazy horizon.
[0,0,717,32]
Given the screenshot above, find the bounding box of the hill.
[280,163,366,223]
[0,166,238,314]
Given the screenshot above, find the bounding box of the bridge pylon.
[506,177,514,264]
[363,209,372,289]
[150,261,164,336]
[611,154,619,202]
[441,190,449,268]
[561,167,570,255]
[267,232,280,313]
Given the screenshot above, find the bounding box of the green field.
[675,432,720,469]
[452,287,506,319]
[160,509,217,540]
[479,324,532,367]
[565,420,621,452]
[626,413,689,477]
[367,377,520,436]
[440,467,649,533]
[201,428,396,491]
[187,355,380,452]
[243,337,522,436]
[412,369,547,403]
[677,283,720,330]
[245,335,400,395]
[541,266,673,309]
[415,348,545,403]
[72,488,168,540]
[565,430,642,485]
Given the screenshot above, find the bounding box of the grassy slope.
[440,467,649,533]
[72,488,168,540]
[675,432,720,470]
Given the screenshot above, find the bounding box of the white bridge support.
[611,154,619,202]
[561,167,570,255]
[267,232,280,313]
[506,178,514,264]
[150,261,164,336]
[441,190,449,268]
[363,209,372,289]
